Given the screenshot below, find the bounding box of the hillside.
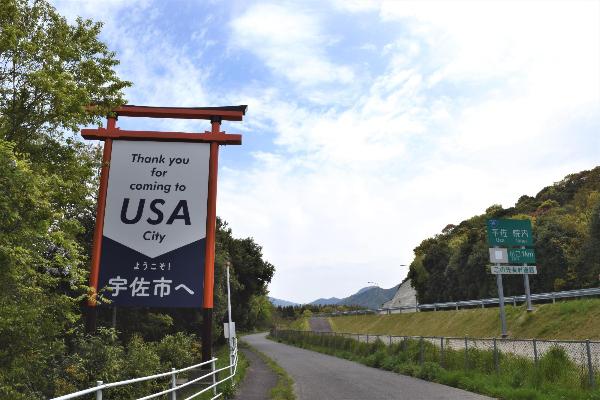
[303,285,399,308]
[309,297,341,306]
[337,285,399,309]
[328,298,600,340]
[408,167,600,304]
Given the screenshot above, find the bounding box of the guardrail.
[51,337,238,400]
[320,287,600,317]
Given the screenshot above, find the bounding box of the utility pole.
[226,262,234,374]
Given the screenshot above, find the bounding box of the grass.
[277,316,309,331]
[328,298,600,339]
[243,342,296,400]
[272,330,600,400]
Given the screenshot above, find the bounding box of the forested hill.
[337,285,399,309]
[407,167,600,304]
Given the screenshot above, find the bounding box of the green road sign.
[487,219,533,247]
[508,248,536,264]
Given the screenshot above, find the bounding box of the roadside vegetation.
[329,298,600,339]
[272,330,600,400]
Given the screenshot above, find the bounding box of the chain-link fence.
[273,329,599,390]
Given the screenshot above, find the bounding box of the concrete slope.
[242,333,494,400]
[382,279,417,311]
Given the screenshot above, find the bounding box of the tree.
[216,218,275,331]
[0,1,129,397]
[576,198,600,287]
[0,0,129,149]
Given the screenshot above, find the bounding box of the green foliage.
[0,1,131,397]
[408,168,600,302]
[155,332,201,369]
[215,218,275,333]
[0,0,130,145]
[417,362,443,380]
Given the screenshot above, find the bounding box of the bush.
[156,332,201,369]
[538,346,583,390]
[364,350,387,368]
[397,363,420,376]
[418,362,443,381]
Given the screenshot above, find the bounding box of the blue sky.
[54,0,600,303]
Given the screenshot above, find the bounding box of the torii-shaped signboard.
[82,105,245,361]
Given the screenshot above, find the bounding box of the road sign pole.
[522,246,533,311]
[495,259,508,338]
[524,274,533,311]
[226,262,234,374]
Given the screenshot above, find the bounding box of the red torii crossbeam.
[83,104,245,362]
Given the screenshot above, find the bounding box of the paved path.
[243,333,495,400]
[233,346,278,400]
[309,317,332,332]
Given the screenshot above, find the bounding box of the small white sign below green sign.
[491,265,537,274]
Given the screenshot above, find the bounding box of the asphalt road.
[242,333,494,400]
[233,347,277,400]
[309,317,332,332]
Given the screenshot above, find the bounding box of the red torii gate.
[82,104,245,361]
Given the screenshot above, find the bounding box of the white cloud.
[229,3,355,88]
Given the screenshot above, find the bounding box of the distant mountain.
[306,285,399,309]
[309,297,341,306]
[268,297,299,307]
[356,285,377,295]
[337,285,399,309]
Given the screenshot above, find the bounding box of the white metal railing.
[320,287,600,317]
[51,337,238,400]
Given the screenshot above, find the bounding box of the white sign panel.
[489,248,508,264]
[98,140,210,307]
[224,322,236,339]
[491,265,537,275]
[103,141,210,257]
